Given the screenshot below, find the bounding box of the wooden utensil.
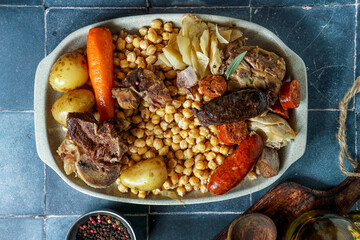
[215,169,360,240]
[227,213,277,240]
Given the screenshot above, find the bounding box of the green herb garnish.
[225,51,247,79]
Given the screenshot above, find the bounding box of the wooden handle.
[214,167,360,240]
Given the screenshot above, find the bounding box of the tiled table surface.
[1,0,360,239]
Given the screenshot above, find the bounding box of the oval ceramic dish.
[34,14,308,205]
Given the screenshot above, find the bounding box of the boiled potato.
[120,158,167,191]
[49,52,89,92]
[51,89,95,126]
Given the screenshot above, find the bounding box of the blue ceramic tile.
[149,214,236,240]
[0,0,42,5]
[125,216,147,240]
[46,217,78,240]
[252,111,356,204]
[149,7,250,21]
[0,112,44,215]
[46,8,147,54]
[45,0,146,7]
[150,0,249,7]
[0,218,43,239]
[45,168,148,215]
[150,195,250,213]
[252,6,355,109]
[0,7,44,111]
[251,0,354,7]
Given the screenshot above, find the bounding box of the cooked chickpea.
[151,19,162,29]
[172,100,182,109]
[164,129,173,138]
[172,134,182,144]
[135,55,145,65]
[117,111,125,120]
[174,113,183,123]
[120,59,129,68]
[127,135,136,144]
[184,158,195,168]
[183,99,192,109]
[165,105,176,114]
[172,142,180,151]
[137,146,148,155]
[199,127,210,136]
[192,101,201,110]
[125,35,134,43]
[197,143,206,152]
[146,135,154,147]
[170,173,179,185]
[165,70,177,80]
[184,148,194,159]
[145,129,154,136]
[144,149,156,159]
[215,154,225,165]
[200,185,208,194]
[178,87,186,95]
[116,38,125,50]
[127,52,136,62]
[196,136,206,144]
[195,154,205,162]
[208,161,217,170]
[179,140,188,149]
[131,115,142,124]
[132,37,141,48]
[154,125,163,135]
[177,186,186,197]
[186,137,195,146]
[164,22,173,32]
[189,129,199,138]
[193,168,204,179]
[182,108,193,118]
[140,39,149,50]
[146,121,155,130]
[206,152,216,161]
[175,164,185,174]
[179,130,188,139]
[210,136,219,146]
[162,179,172,190]
[151,114,161,124]
[164,138,172,146]
[146,55,157,65]
[139,27,148,36]
[131,128,145,139]
[155,109,165,117]
[131,153,141,161]
[153,138,164,150]
[158,146,169,156]
[134,139,146,148]
[147,28,158,43]
[146,44,157,55]
[189,176,200,187]
[220,145,229,155]
[160,121,169,131]
[162,32,170,41]
[185,183,193,192]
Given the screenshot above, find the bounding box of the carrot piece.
[87,27,114,122]
[199,74,227,98]
[217,121,248,146]
[279,80,300,109]
[270,100,289,119]
[208,133,264,195]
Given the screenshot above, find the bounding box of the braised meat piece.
[177,66,199,88]
[66,112,128,164]
[193,89,271,126]
[221,40,286,105]
[112,88,140,109]
[125,68,171,108]
[75,154,121,188]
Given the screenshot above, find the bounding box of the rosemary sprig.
[225,51,247,79]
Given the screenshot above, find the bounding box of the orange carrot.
[217,121,248,146]
[279,80,301,109]
[87,27,114,122]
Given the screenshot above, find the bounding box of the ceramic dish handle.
[34,57,59,171]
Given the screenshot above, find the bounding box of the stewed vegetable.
[49,52,89,92]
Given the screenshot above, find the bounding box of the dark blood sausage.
[193,89,271,126]
[208,133,264,195]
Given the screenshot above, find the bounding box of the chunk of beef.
[221,41,286,105]
[75,154,121,188]
[112,88,140,109]
[193,89,271,126]
[176,66,199,88]
[124,68,171,108]
[66,112,128,165]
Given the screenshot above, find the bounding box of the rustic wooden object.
[227,213,277,240]
[215,170,360,240]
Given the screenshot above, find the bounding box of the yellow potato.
[120,158,167,191]
[49,52,89,92]
[51,89,95,126]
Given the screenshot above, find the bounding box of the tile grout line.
[147,205,150,240]
[249,0,252,22]
[0,110,34,113]
[43,5,47,239]
[355,0,359,211]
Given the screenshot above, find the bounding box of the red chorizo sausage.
[208,133,264,195]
